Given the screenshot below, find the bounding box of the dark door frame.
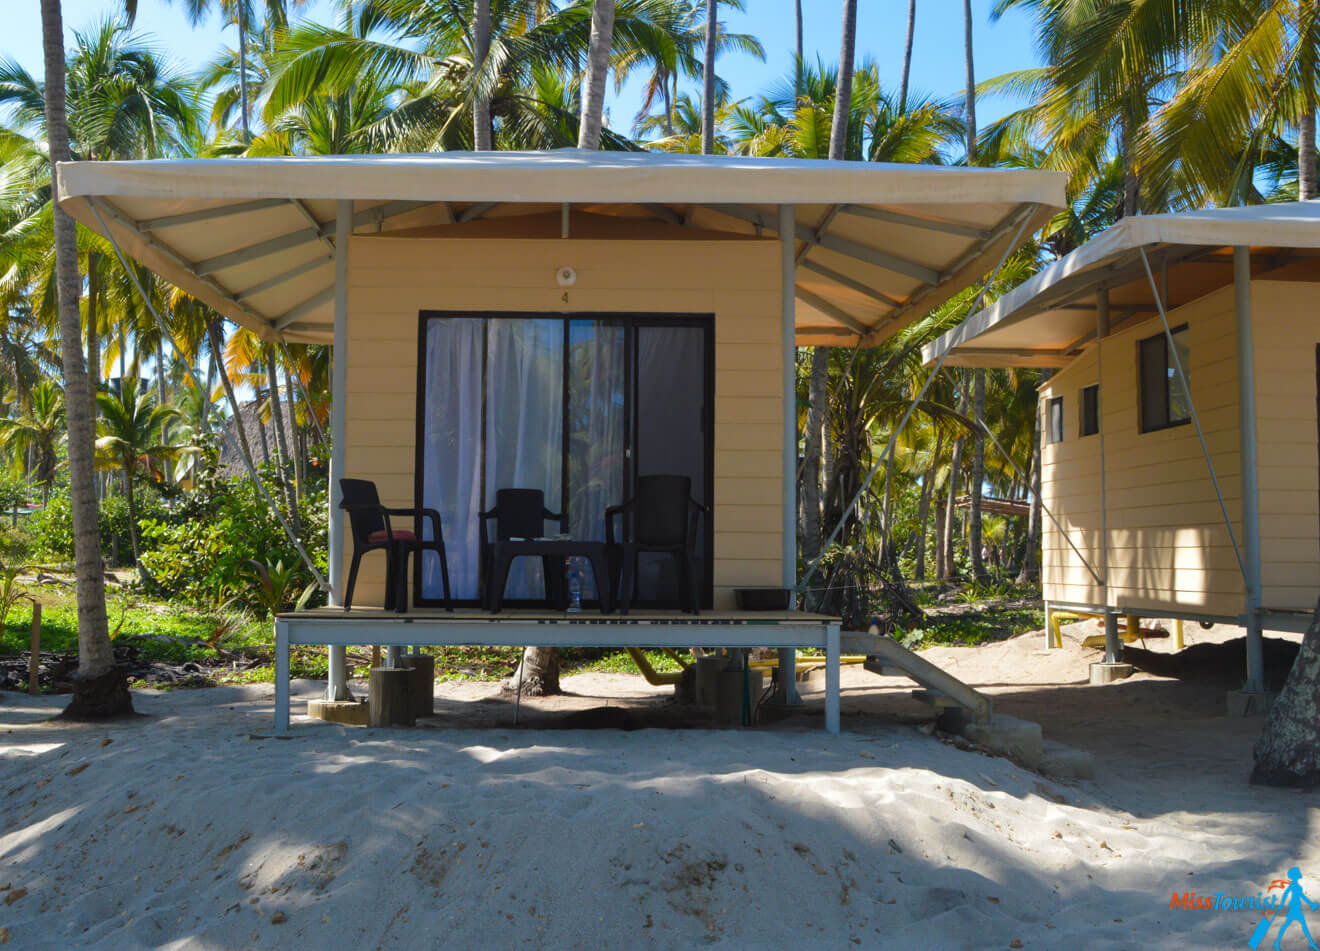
[413,310,715,608]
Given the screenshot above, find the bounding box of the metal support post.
[326,200,352,701]
[1234,246,1265,693]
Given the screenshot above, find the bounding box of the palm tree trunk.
[941,435,964,581]
[701,0,717,153]
[265,346,300,533]
[969,369,988,582]
[800,348,828,568]
[915,429,943,581]
[473,0,492,150]
[1300,97,1316,200]
[238,1,251,139]
[794,0,803,95]
[199,347,215,432]
[124,466,142,568]
[283,361,304,505]
[86,251,100,423]
[157,337,172,484]
[1252,594,1320,785]
[963,0,976,162]
[829,0,859,161]
[578,0,617,149]
[1016,408,1043,585]
[207,319,257,468]
[899,0,916,111]
[41,0,126,716]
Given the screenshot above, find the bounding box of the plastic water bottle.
[567,567,582,613]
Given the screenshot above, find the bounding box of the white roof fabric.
[56,148,1065,345]
[924,201,1320,367]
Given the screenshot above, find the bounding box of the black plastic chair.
[606,474,708,615]
[479,489,566,611]
[339,478,452,613]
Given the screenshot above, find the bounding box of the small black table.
[484,539,613,613]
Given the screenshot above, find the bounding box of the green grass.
[903,603,1045,649]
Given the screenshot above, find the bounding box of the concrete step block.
[1039,739,1095,780]
[957,714,1044,769]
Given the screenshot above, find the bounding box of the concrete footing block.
[1040,739,1095,780]
[1226,689,1276,717]
[307,699,369,726]
[1089,662,1135,685]
[957,714,1044,769]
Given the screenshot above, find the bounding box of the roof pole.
[778,203,802,703]
[1097,289,1122,665]
[326,200,352,702]
[1234,245,1265,694]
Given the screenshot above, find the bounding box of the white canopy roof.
[56,149,1064,345]
[923,201,1320,368]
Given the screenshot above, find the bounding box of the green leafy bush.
[30,487,166,566]
[138,471,327,611]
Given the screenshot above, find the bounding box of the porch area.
[274,607,844,733]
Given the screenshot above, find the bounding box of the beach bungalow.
[922,202,1320,699]
[56,149,1064,731]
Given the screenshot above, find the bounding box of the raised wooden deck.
[273,607,843,733]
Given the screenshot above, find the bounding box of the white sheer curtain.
[485,318,564,598]
[567,321,625,599]
[421,318,483,600]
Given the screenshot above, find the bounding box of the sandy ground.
[0,620,1316,950]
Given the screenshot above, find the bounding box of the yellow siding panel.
[342,234,786,606]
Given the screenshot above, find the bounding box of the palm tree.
[700,0,717,153]
[95,376,183,569]
[473,0,493,149]
[0,380,65,504]
[39,0,126,717]
[578,0,617,148]
[899,0,916,110]
[827,0,858,160]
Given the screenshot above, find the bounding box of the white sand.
[0,624,1316,950]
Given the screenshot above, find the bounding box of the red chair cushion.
[368,529,416,544]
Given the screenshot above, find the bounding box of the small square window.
[1139,325,1191,433]
[1080,384,1099,437]
[1047,396,1064,444]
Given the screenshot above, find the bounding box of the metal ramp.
[840,629,993,725]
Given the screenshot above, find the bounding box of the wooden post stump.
[405,653,435,719]
[368,667,414,727]
[28,601,41,697]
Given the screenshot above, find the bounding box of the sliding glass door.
[416,312,712,608]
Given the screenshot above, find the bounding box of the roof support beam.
[796,205,841,265]
[799,259,903,308]
[274,285,335,330]
[794,286,869,334]
[235,256,332,302]
[194,228,323,277]
[701,203,942,285]
[86,197,276,337]
[840,204,993,240]
[290,199,336,253]
[457,201,500,223]
[642,203,684,226]
[138,198,288,231]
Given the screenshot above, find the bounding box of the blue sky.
[9,0,1043,137]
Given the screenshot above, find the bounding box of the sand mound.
[0,667,1311,950]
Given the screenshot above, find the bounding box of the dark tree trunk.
[1252,597,1320,787]
[800,348,829,570]
[915,430,944,581]
[829,0,859,160]
[963,0,976,161]
[899,0,916,111]
[473,0,492,150]
[794,0,803,94]
[41,0,127,715]
[1016,409,1043,585]
[208,319,257,469]
[970,369,989,582]
[701,0,717,153]
[940,436,964,581]
[510,646,560,697]
[264,346,300,533]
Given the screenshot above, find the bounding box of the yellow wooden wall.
[1040,284,1247,617]
[340,233,785,609]
[1250,281,1320,612]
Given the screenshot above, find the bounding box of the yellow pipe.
[625,647,685,686]
[747,655,870,668]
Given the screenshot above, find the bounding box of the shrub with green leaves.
[30,486,166,566]
[138,471,327,611]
